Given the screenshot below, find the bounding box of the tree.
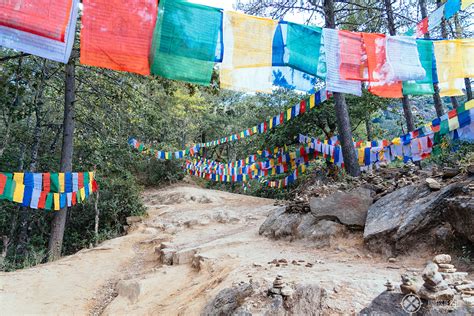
[48,59,75,261]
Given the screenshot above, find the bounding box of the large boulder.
[364,181,473,256]
[202,283,254,316]
[310,187,374,229]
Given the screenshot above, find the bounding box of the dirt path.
[0,184,430,315]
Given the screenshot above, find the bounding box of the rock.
[439,268,457,273]
[359,292,407,315]
[172,247,198,265]
[433,254,452,264]
[422,262,443,286]
[463,296,474,306]
[309,188,373,228]
[456,283,474,291]
[116,280,141,304]
[308,220,347,248]
[284,284,326,315]
[384,281,395,291]
[425,178,441,190]
[418,287,455,301]
[364,182,474,255]
[467,164,474,176]
[388,258,397,263]
[126,216,144,225]
[441,272,468,283]
[157,248,176,265]
[259,207,301,240]
[442,167,460,178]
[280,286,294,297]
[202,283,253,316]
[438,263,455,269]
[400,283,417,294]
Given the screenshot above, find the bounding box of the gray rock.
[308,220,347,247]
[285,284,326,315]
[116,280,141,304]
[441,272,468,284]
[359,292,407,315]
[364,182,474,255]
[259,207,301,240]
[426,178,441,190]
[433,254,452,264]
[310,188,373,228]
[418,287,455,301]
[202,283,253,316]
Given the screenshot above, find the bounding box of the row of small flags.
[0,172,98,210]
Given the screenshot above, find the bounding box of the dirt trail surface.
[0,184,430,315]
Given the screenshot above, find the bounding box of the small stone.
[424,281,449,292]
[278,258,288,264]
[425,178,441,190]
[305,263,313,268]
[269,287,281,295]
[438,263,455,269]
[463,290,474,296]
[439,268,457,273]
[400,283,417,295]
[253,262,262,268]
[291,260,298,265]
[418,287,455,301]
[385,281,394,291]
[456,283,474,291]
[280,286,294,297]
[463,296,474,306]
[388,258,397,263]
[441,272,468,284]
[433,254,451,264]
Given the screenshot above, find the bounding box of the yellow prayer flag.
[462,0,473,10]
[358,148,364,165]
[80,188,86,201]
[309,95,315,109]
[13,183,25,203]
[54,193,60,211]
[466,100,474,110]
[220,12,277,92]
[434,40,466,96]
[286,108,292,121]
[59,173,65,192]
[448,117,460,131]
[13,172,24,184]
[461,39,474,77]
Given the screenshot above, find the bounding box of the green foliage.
[424,138,474,169]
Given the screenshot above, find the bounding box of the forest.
[0,0,472,274]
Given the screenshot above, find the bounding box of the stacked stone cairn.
[430,254,474,306]
[417,259,455,301]
[400,274,417,295]
[268,275,294,298]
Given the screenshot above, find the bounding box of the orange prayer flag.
[362,33,403,98]
[80,0,158,75]
[0,0,73,41]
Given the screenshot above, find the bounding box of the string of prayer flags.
[0,0,78,63]
[0,172,98,210]
[80,0,157,75]
[402,40,435,95]
[386,36,426,82]
[416,18,429,37]
[362,33,403,98]
[150,0,223,85]
[220,11,278,92]
[323,28,362,96]
[433,40,467,96]
[428,5,445,32]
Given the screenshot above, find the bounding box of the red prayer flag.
[78,173,84,189]
[448,109,457,119]
[0,0,73,41]
[38,191,48,209]
[362,33,403,98]
[72,192,77,205]
[0,173,6,195]
[80,0,158,75]
[416,18,428,37]
[339,31,368,81]
[42,173,50,192]
[300,100,306,114]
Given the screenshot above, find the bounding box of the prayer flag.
[0,173,6,195]
[428,5,445,32]
[59,173,65,193]
[444,0,461,20]
[323,28,362,96]
[0,0,79,63]
[386,36,426,82]
[50,173,60,192]
[0,0,73,41]
[80,0,158,75]
[338,31,368,81]
[362,33,402,98]
[30,189,41,209]
[220,11,277,92]
[434,40,465,96]
[53,193,60,211]
[150,0,222,85]
[45,193,53,210]
[402,40,435,95]
[416,18,428,37]
[462,0,474,9]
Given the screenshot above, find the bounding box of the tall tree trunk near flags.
[384,0,415,132]
[453,13,472,101]
[419,0,445,116]
[48,59,76,262]
[323,0,361,177]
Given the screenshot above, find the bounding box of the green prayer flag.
[45,193,53,210]
[402,40,435,96]
[84,172,90,186]
[0,173,14,201]
[285,22,323,77]
[50,173,59,193]
[456,104,466,114]
[151,0,222,85]
[439,119,449,136]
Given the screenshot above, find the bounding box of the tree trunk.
[48,60,76,262]
[402,96,415,132]
[419,0,445,116]
[465,78,473,101]
[365,116,372,141]
[323,0,360,177]
[453,13,472,101]
[94,189,100,245]
[384,0,416,130]
[201,131,207,158]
